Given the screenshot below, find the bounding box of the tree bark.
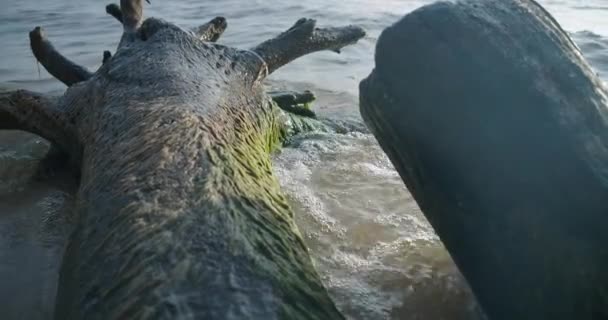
[253,18,365,75]
[360,0,608,319]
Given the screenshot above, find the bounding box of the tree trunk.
[0,1,365,319]
[359,0,608,319]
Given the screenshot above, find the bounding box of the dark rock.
[360,0,608,319]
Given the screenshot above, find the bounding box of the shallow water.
[0,0,607,319]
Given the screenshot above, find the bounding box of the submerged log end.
[270,90,317,118]
[0,90,79,162]
[270,90,316,106]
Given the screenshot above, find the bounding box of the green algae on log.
[0,0,365,319]
[359,0,608,319]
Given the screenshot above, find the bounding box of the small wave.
[571,30,604,40]
[571,30,608,50]
[571,30,608,80]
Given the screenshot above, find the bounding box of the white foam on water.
[273,131,480,319]
[273,145,345,237]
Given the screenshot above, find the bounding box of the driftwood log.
[0,0,365,319]
[359,0,608,319]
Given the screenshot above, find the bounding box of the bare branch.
[106,3,123,24]
[0,90,79,158]
[29,27,92,86]
[103,51,112,64]
[252,18,366,76]
[194,16,227,42]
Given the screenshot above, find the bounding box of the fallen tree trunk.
[1,1,365,319]
[359,0,608,319]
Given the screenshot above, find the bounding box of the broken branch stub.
[105,3,123,23]
[194,16,227,42]
[102,51,112,64]
[108,2,226,42]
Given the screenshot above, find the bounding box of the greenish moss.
[203,94,344,319]
[269,99,331,150]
